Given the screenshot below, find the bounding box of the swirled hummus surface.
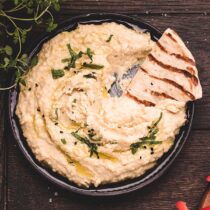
[16,22,186,187]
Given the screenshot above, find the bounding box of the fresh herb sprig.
[130,112,163,154]
[51,69,65,79]
[0,0,61,90]
[61,138,66,144]
[71,131,99,158]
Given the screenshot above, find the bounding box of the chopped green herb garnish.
[106,34,113,42]
[82,62,104,70]
[130,140,162,154]
[83,73,97,80]
[51,69,65,79]
[71,132,99,158]
[62,45,95,70]
[30,55,38,68]
[130,112,163,154]
[61,138,67,144]
[62,44,83,69]
[86,48,94,61]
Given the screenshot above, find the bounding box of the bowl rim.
[8,12,194,196]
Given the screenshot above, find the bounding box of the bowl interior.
[8,13,194,196]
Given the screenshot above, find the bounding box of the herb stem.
[0,1,60,91]
[17,59,28,67]
[4,2,25,13]
[5,2,26,13]
[2,14,35,21]
[46,10,54,22]
[1,11,22,59]
[35,4,51,20]
[2,4,51,22]
[0,83,17,90]
[35,4,40,17]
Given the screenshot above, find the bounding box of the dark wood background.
[1,1,210,210]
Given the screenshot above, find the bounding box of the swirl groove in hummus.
[16,23,186,187]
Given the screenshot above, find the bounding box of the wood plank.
[60,0,210,14]
[6,129,210,210]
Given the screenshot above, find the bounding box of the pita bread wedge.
[127,28,202,105]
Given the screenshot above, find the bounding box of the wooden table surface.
[1,1,210,210]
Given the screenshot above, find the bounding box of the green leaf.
[4,45,13,56]
[21,30,28,43]
[46,18,58,32]
[26,0,33,7]
[106,34,113,42]
[15,69,26,86]
[51,69,65,79]
[86,48,94,61]
[130,140,162,154]
[67,44,77,57]
[13,0,19,5]
[82,62,104,70]
[61,138,67,144]
[21,54,28,63]
[71,132,99,158]
[13,29,19,44]
[47,22,58,32]
[53,2,61,11]
[3,57,10,67]
[30,55,38,67]
[62,44,83,69]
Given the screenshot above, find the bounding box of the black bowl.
[8,13,194,196]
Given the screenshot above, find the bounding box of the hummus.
[16,23,186,187]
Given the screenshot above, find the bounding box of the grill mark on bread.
[141,68,195,100]
[165,32,192,60]
[126,92,155,107]
[150,91,176,100]
[166,32,177,43]
[186,66,195,74]
[156,42,195,66]
[148,54,198,86]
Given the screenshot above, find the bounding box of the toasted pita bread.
[127,28,202,105]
